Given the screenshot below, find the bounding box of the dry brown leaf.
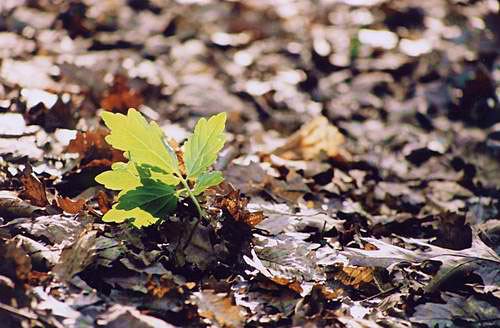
[192,290,244,328]
[66,128,125,167]
[274,116,349,161]
[215,186,264,226]
[19,165,48,207]
[56,196,86,214]
[96,190,111,214]
[100,74,143,113]
[66,128,109,156]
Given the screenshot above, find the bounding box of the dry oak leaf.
[19,165,48,207]
[274,116,350,161]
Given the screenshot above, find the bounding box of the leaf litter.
[0,0,499,327]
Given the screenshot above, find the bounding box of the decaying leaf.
[15,214,81,244]
[192,290,245,328]
[96,190,112,214]
[0,239,32,282]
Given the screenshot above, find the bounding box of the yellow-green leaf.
[184,112,226,179]
[95,162,141,195]
[149,170,180,186]
[102,206,158,228]
[192,171,224,196]
[101,108,179,174]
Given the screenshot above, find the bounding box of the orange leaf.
[57,196,86,214]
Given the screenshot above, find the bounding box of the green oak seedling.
[95,108,226,228]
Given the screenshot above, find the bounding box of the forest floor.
[0,0,499,327]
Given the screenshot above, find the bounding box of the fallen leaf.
[213,185,264,226]
[0,191,44,220]
[56,196,86,214]
[97,305,176,328]
[19,165,48,207]
[342,232,500,292]
[66,128,125,167]
[15,214,81,244]
[244,234,325,296]
[0,239,32,282]
[52,227,98,281]
[335,265,374,288]
[96,190,111,214]
[411,293,500,328]
[100,74,143,113]
[192,290,245,328]
[274,116,349,161]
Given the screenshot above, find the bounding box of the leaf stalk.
[176,173,204,250]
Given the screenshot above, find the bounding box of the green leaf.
[102,206,159,228]
[95,162,141,195]
[101,108,179,174]
[192,171,224,196]
[184,112,226,179]
[116,179,177,219]
[135,164,180,186]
